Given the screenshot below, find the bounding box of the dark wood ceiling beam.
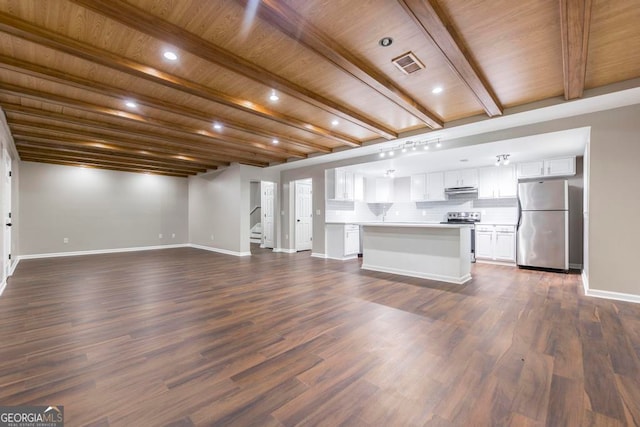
[70,0,396,140]
[3,106,270,166]
[19,156,189,178]
[397,0,503,117]
[16,147,198,175]
[14,138,212,173]
[0,55,331,154]
[9,123,230,168]
[11,127,226,169]
[0,84,303,160]
[559,0,593,100]
[246,0,442,129]
[0,11,362,146]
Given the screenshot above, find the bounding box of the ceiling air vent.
[391,51,425,75]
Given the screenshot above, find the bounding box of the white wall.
[188,163,279,255]
[18,161,188,255]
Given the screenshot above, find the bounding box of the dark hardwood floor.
[1,247,639,426]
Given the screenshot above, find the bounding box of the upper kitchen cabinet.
[425,172,446,201]
[444,169,478,188]
[410,174,427,201]
[328,169,355,201]
[365,177,394,203]
[517,157,576,179]
[478,165,517,199]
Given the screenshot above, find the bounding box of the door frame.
[2,148,12,285]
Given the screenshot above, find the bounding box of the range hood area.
[444,186,478,196]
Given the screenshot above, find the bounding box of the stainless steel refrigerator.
[517,179,569,270]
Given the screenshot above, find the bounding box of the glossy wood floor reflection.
[2,247,640,426]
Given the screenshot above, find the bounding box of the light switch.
[316,209,321,215]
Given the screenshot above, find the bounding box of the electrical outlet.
[316,209,321,215]
[172,233,175,238]
[63,237,69,244]
[285,234,288,240]
[158,233,163,239]
[210,234,214,240]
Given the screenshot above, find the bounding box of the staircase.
[250,222,262,244]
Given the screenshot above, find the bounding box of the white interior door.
[261,181,275,249]
[295,180,312,251]
[3,148,12,281]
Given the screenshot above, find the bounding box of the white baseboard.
[585,288,640,304]
[361,263,471,285]
[249,238,261,244]
[475,259,516,267]
[581,270,640,303]
[324,254,359,261]
[273,248,296,254]
[9,258,19,276]
[18,244,190,260]
[0,278,6,297]
[310,252,326,259]
[569,263,583,269]
[188,244,251,257]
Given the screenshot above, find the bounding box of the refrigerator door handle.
[516,197,522,230]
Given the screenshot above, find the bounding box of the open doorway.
[249,180,276,255]
[294,179,313,252]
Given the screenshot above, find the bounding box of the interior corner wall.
[587,104,640,296]
[18,161,189,256]
[188,165,243,253]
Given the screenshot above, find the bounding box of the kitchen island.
[359,223,473,284]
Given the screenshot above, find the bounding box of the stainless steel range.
[442,211,481,262]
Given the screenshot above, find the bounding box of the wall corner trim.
[0,278,6,297]
[9,258,20,276]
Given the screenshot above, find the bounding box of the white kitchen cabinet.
[354,174,364,201]
[344,224,360,255]
[478,165,517,198]
[332,169,355,200]
[425,172,445,201]
[517,157,576,178]
[410,173,427,201]
[365,177,394,203]
[498,165,517,198]
[326,223,360,260]
[545,157,576,176]
[475,224,516,262]
[445,168,478,188]
[475,226,494,259]
[494,226,516,261]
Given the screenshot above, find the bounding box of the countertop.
[357,222,472,229]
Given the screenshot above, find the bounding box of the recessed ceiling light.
[163,51,178,61]
[331,119,339,126]
[125,101,137,108]
[389,150,394,156]
[269,90,279,102]
[272,138,279,144]
[379,37,393,47]
[432,86,443,94]
[213,122,222,130]
[436,140,442,148]
[380,152,385,158]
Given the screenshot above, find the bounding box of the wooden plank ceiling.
[0,0,638,177]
